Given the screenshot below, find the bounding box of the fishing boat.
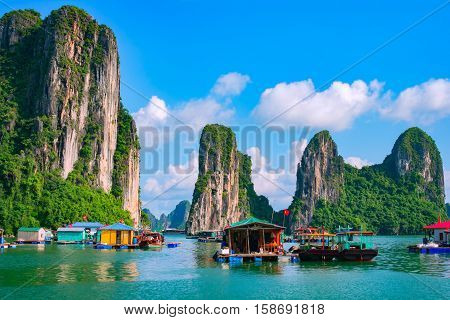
[408,219,450,254]
[137,230,165,249]
[198,230,224,243]
[292,228,338,261]
[335,227,378,261]
[162,228,185,235]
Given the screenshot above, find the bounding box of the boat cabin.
[17,227,46,243]
[224,217,285,255]
[335,230,375,250]
[97,223,134,246]
[296,230,336,249]
[57,227,86,243]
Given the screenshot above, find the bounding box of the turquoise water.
[0,235,448,299]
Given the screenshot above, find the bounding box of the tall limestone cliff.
[290,127,445,234]
[186,124,274,235]
[292,131,344,230]
[382,127,445,206]
[0,7,140,231]
[186,125,246,235]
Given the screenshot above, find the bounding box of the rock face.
[293,131,344,229]
[383,127,445,205]
[290,127,445,234]
[186,125,249,235]
[167,200,191,229]
[0,7,140,226]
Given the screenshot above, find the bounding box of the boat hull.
[336,249,378,261]
[297,249,338,261]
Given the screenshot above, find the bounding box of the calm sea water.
[0,235,448,300]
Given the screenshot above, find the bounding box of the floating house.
[16,227,46,244]
[71,222,104,241]
[198,230,224,242]
[214,217,285,262]
[424,220,450,244]
[409,220,450,254]
[56,227,86,244]
[96,223,135,249]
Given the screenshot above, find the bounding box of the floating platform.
[93,244,140,250]
[15,241,46,244]
[214,253,282,262]
[56,241,83,245]
[167,242,181,248]
[408,245,450,254]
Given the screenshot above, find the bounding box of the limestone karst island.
[0,4,449,301]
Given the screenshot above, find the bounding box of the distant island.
[143,200,191,231]
[186,125,446,235]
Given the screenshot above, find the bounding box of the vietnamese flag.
[283,209,290,216]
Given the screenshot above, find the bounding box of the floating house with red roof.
[408,217,450,254]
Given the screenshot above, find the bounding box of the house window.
[439,233,444,241]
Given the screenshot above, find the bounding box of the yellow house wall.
[100,230,134,245]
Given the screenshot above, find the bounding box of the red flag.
[283,209,290,216]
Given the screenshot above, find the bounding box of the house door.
[116,231,121,245]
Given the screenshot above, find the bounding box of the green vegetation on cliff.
[0,7,135,234]
[307,128,445,235]
[312,164,442,234]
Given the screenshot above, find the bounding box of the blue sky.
[2,1,449,215]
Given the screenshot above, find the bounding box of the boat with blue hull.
[408,220,450,254]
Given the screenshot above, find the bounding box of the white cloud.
[252,79,382,131]
[445,170,450,203]
[380,78,450,124]
[247,142,307,211]
[211,72,250,97]
[142,152,198,216]
[135,72,249,215]
[345,156,372,169]
[133,96,168,129]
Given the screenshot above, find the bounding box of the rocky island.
[0,6,140,233]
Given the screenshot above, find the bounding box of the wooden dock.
[93,244,140,250]
[215,253,281,262]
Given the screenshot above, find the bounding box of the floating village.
[1,215,449,263]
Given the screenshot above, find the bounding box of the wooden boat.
[293,228,338,261]
[162,228,185,235]
[335,228,378,261]
[198,230,224,243]
[137,230,165,249]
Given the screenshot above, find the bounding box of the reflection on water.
[0,235,448,299]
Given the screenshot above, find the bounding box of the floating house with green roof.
[56,227,86,244]
[17,227,46,243]
[214,217,285,262]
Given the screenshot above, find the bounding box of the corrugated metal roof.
[18,227,43,232]
[72,222,104,228]
[226,217,285,229]
[99,223,134,231]
[57,227,85,232]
